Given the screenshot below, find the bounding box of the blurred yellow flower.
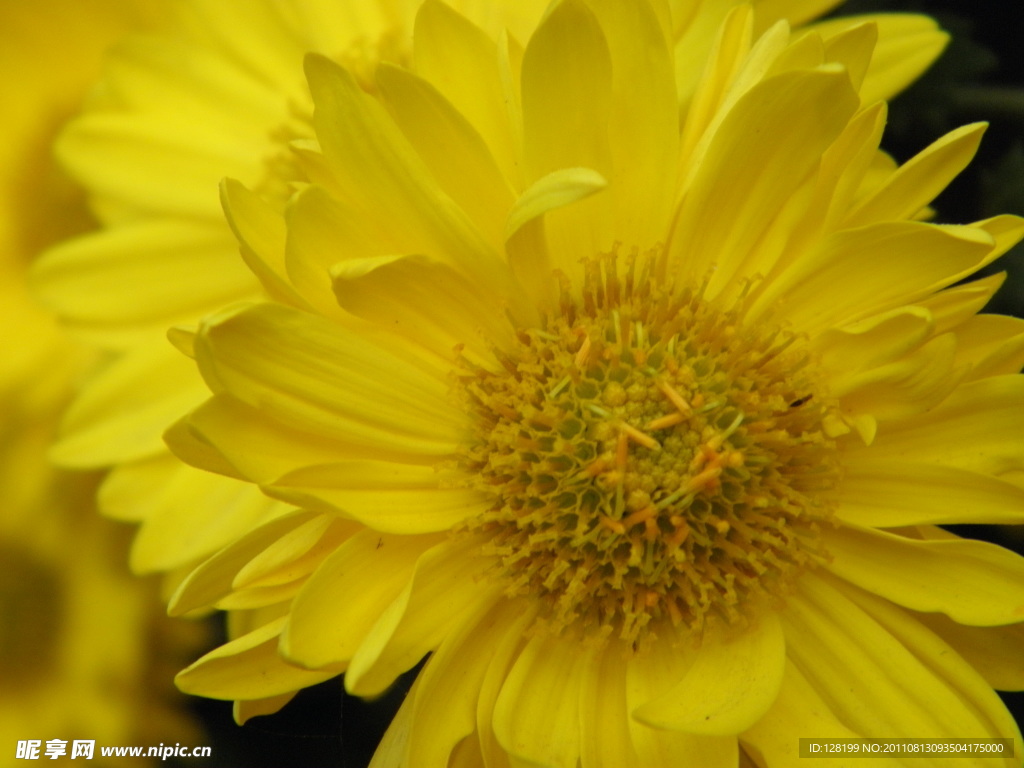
[161,1,1024,765]
[0,1,202,762]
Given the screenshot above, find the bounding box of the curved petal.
[168,510,328,616]
[332,252,515,366]
[281,529,441,669]
[100,454,290,573]
[671,67,860,296]
[822,14,948,105]
[824,524,1024,626]
[520,0,613,275]
[912,612,1024,692]
[51,341,206,467]
[742,662,905,767]
[413,0,520,188]
[505,167,607,310]
[843,123,986,229]
[632,611,785,734]
[783,573,1015,741]
[750,221,994,334]
[579,642,639,768]
[399,591,515,767]
[492,632,586,768]
[175,617,341,701]
[377,62,514,246]
[345,536,496,697]
[194,301,465,458]
[841,581,1023,753]
[267,461,489,535]
[832,460,1024,527]
[32,218,251,336]
[304,54,504,286]
[863,375,1024,477]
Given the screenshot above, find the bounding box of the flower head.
[166,1,1024,764]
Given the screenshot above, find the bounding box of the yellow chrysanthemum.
[161,1,1024,765]
[0,1,202,760]
[31,0,946,586]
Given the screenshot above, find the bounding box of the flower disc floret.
[457,252,839,644]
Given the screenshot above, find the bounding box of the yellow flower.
[166,1,1024,764]
[0,0,203,758]
[31,0,945,585]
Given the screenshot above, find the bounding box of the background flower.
[0,1,204,763]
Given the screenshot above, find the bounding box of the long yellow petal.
[281,529,439,669]
[825,524,1024,626]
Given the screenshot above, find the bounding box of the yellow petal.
[671,67,859,296]
[377,62,514,246]
[504,167,607,310]
[633,612,785,734]
[492,632,585,768]
[281,529,440,669]
[57,111,253,221]
[267,462,491,535]
[170,394,362,484]
[742,662,903,767]
[812,305,934,375]
[919,272,1006,336]
[585,0,678,251]
[221,178,309,310]
[956,315,1024,382]
[913,613,1024,692]
[520,0,613,275]
[168,510,323,616]
[841,581,1023,755]
[345,536,496,697]
[399,593,516,767]
[833,460,1024,527]
[332,253,515,366]
[176,617,340,701]
[625,627,739,767]
[33,219,252,339]
[864,375,1024,477]
[843,123,986,229]
[477,600,535,768]
[578,644,640,768]
[284,183,394,317]
[750,222,994,333]
[304,53,503,287]
[51,341,206,467]
[234,692,297,725]
[832,332,961,422]
[413,0,520,188]
[194,302,464,457]
[825,524,1024,625]
[783,574,1012,740]
[99,454,290,574]
[818,14,949,105]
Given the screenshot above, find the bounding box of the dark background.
[177,3,1024,765]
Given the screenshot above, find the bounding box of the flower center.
[458,252,839,645]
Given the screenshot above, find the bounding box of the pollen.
[456,250,839,646]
